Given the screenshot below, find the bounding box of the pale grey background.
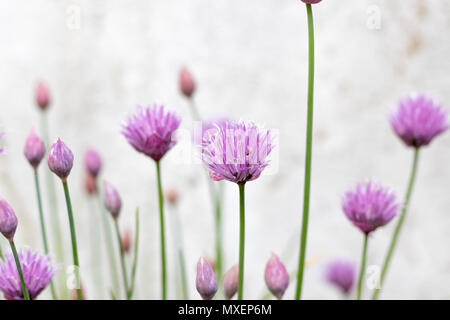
[0,0,449,299]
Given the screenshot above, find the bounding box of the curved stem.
[237,183,246,300]
[9,240,30,300]
[357,234,369,300]
[155,161,167,300]
[33,169,57,299]
[114,219,129,299]
[372,148,420,299]
[295,3,315,300]
[62,180,82,300]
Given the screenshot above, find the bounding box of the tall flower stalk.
[122,104,181,300]
[295,0,320,300]
[372,94,448,299]
[48,138,82,300]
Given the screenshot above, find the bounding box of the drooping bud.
[24,129,45,168]
[84,172,97,195]
[179,67,196,98]
[35,81,51,110]
[223,264,238,300]
[0,199,18,240]
[264,253,289,299]
[164,187,178,205]
[47,138,74,180]
[121,229,132,254]
[104,181,121,219]
[196,257,218,300]
[84,149,102,177]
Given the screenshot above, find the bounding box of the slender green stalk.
[372,148,420,299]
[97,192,120,296]
[9,240,30,300]
[237,183,246,300]
[295,3,316,300]
[61,180,82,300]
[155,160,167,300]
[127,208,140,299]
[33,169,57,299]
[357,234,369,300]
[0,244,3,260]
[113,219,129,299]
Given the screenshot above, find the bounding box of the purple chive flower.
[223,264,239,300]
[35,81,51,111]
[84,148,102,177]
[179,67,196,98]
[324,260,356,295]
[301,0,322,4]
[104,181,122,219]
[196,257,218,300]
[47,138,74,180]
[201,120,272,184]
[0,247,57,300]
[390,94,448,148]
[264,253,289,299]
[342,181,399,234]
[24,130,45,169]
[0,199,18,240]
[122,105,181,162]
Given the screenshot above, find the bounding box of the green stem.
[237,183,246,300]
[0,244,3,260]
[295,3,315,300]
[372,148,420,300]
[9,240,30,300]
[33,169,57,299]
[97,192,120,297]
[127,208,140,299]
[62,180,82,300]
[155,161,167,300]
[114,219,129,299]
[357,234,369,300]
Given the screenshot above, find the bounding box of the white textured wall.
[0,0,449,299]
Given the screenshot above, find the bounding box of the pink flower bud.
[0,199,18,240]
[179,67,196,98]
[121,229,132,254]
[35,81,51,110]
[84,172,97,195]
[84,149,102,177]
[104,181,121,219]
[264,253,289,299]
[47,138,74,180]
[223,264,238,300]
[196,257,218,300]
[164,187,178,205]
[24,129,45,169]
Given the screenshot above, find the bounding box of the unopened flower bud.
[35,81,51,110]
[0,199,18,240]
[121,229,132,254]
[84,149,102,177]
[84,172,97,195]
[104,181,121,219]
[196,257,218,300]
[164,187,178,205]
[223,264,238,300]
[301,0,322,4]
[47,138,74,180]
[24,129,45,169]
[179,67,196,98]
[264,253,289,299]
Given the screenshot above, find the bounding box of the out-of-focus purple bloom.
[179,67,195,98]
[342,181,399,234]
[84,149,102,177]
[223,264,238,300]
[0,199,18,240]
[35,81,51,111]
[47,138,74,180]
[264,253,289,299]
[201,120,272,184]
[84,172,97,195]
[104,181,122,219]
[0,247,57,300]
[196,257,218,300]
[122,105,181,162]
[390,94,448,148]
[324,260,355,295]
[24,130,45,169]
[121,229,132,254]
